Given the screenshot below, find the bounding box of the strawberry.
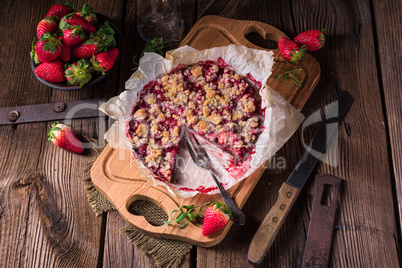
[91,48,119,74]
[278,37,306,62]
[60,14,96,33]
[65,59,93,87]
[76,3,98,26]
[36,17,58,39]
[45,1,73,20]
[71,39,98,58]
[34,59,65,83]
[62,25,86,46]
[294,28,326,51]
[36,33,62,62]
[58,37,71,62]
[202,202,232,236]
[48,122,84,154]
[71,22,116,58]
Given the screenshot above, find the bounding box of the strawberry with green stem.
[36,17,58,39]
[72,22,116,58]
[201,202,232,236]
[61,24,86,46]
[48,122,84,153]
[278,37,306,62]
[76,3,98,26]
[60,14,96,33]
[163,201,233,237]
[91,47,119,74]
[294,28,326,51]
[45,1,73,21]
[65,59,93,87]
[36,32,62,62]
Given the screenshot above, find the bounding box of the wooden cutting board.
[91,15,320,247]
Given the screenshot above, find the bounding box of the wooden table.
[0,0,401,267]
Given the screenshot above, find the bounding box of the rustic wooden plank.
[0,121,102,267]
[0,0,52,107]
[0,124,44,267]
[194,0,400,267]
[371,0,402,240]
[103,211,194,268]
[291,0,400,267]
[299,0,400,266]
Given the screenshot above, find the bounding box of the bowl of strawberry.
[30,2,123,90]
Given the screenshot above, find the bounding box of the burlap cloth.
[82,139,192,267]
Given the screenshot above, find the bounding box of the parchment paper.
[99,44,304,199]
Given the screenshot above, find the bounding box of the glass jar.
[137,0,184,42]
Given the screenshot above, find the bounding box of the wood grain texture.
[103,211,194,268]
[371,0,402,238]
[194,0,401,267]
[0,121,103,267]
[292,0,400,267]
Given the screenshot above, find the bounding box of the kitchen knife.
[248,91,354,265]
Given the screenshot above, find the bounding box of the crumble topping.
[126,60,263,182]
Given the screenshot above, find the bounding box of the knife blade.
[248,91,354,265]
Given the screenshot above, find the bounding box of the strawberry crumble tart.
[126,59,263,182]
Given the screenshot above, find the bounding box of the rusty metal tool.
[0,99,107,125]
[248,91,354,264]
[302,174,342,268]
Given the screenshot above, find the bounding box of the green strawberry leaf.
[65,0,73,9]
[85,38,97,45]
[100,27,115,36]
[59,21,70,31]
[30,38,40,65]
[43,41,56,54]
[223,205,233,219]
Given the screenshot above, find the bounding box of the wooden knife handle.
[248,182,301,264]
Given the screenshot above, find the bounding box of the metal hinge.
[0,99,108,125]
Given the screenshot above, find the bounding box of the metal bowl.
[31,13,123,90]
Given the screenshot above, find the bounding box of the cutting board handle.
[242,21,287,43]
[196,15,287,50]
[117,185,180,234]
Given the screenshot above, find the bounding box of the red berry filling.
[126,59,263,182]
